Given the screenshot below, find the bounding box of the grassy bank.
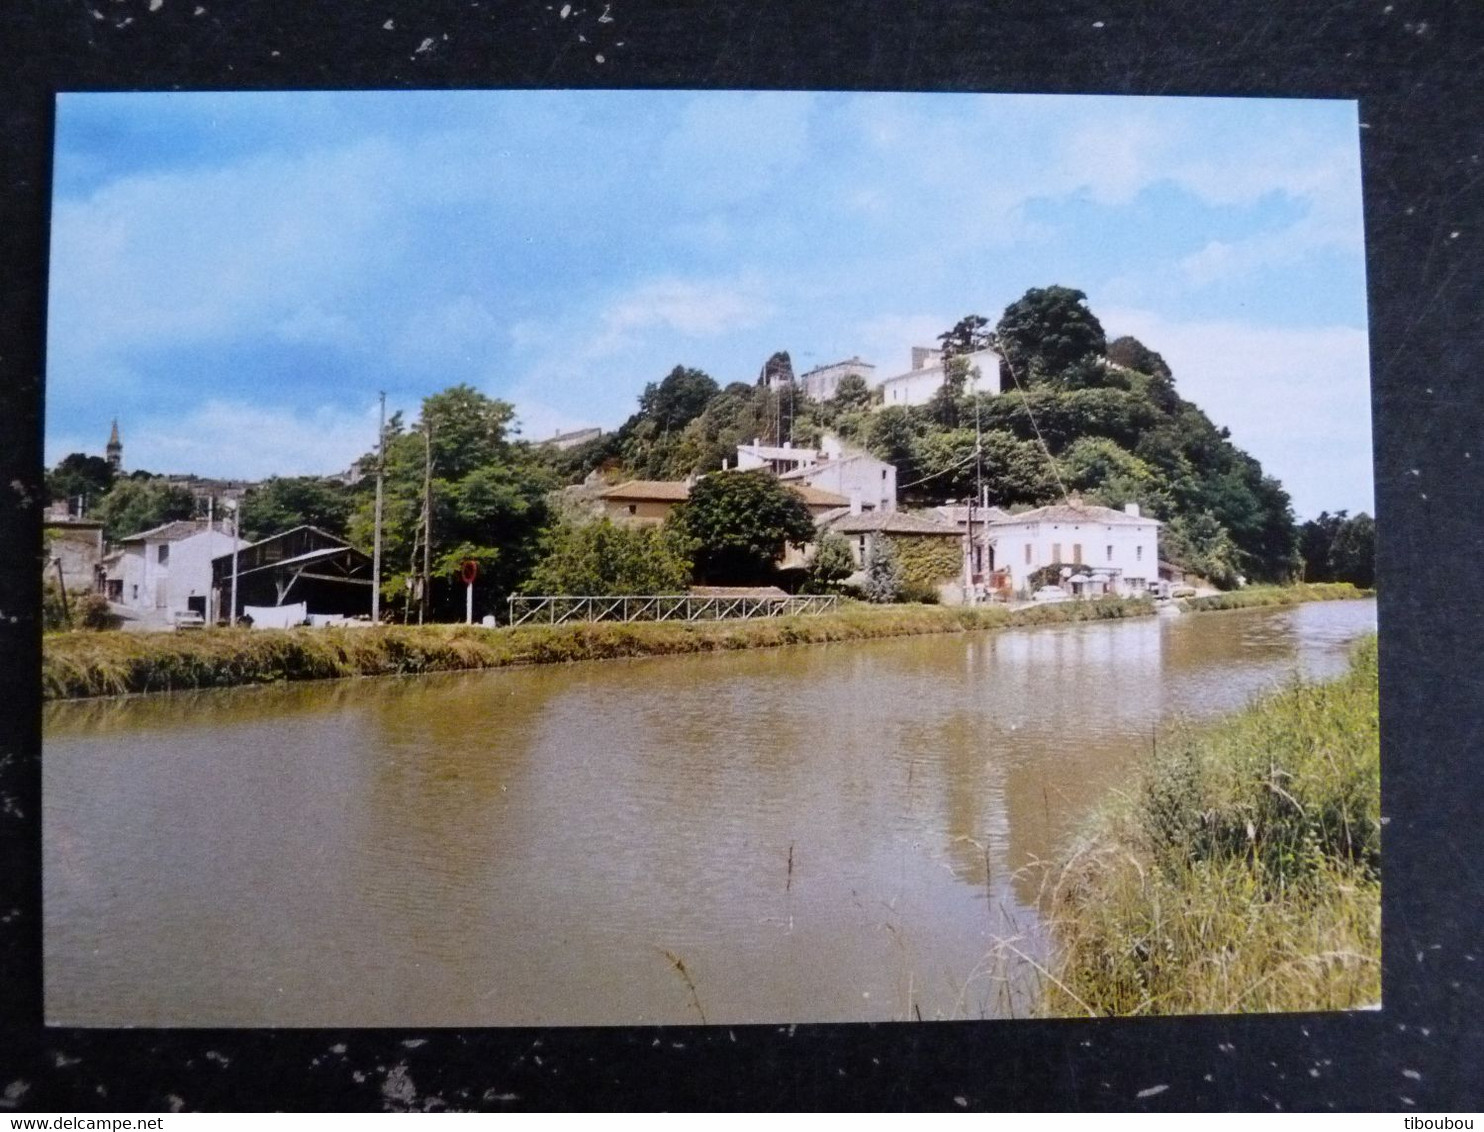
[43,597,1152,701]
[1180,581,1373,613]
[1040,635,1380,1016]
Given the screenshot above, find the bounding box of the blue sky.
[47,91,1372,519]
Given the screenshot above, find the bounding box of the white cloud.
[587,277,777,359]
[115,399,381,480]
[1101,306,1374,518]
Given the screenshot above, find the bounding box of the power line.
[997,346,1070,502]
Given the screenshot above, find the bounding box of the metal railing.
[506,593,839,627]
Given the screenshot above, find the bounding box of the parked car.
[172,609,206,631]
[1032,585,1070,603]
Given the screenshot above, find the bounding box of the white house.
[982,497,1161,598]
[736,433,897,513]
[877,345,1002,408]
[797,356,876,401]
[113,519,247,625]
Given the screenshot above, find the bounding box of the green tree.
[1163,512,1243,590]
[92,478,197,542]
[861,536,902,603]
[995,285,1107,383]
[636,366,720,433]
[47,453,117,510]
[348,387,553,618]
[1329,512,1375,589]
[937,313,995,358]
[757,350,795,387]
[805,532,856,593]
[238,476,355,542]
[830,373,872,412]
[523,517,694,595]
[864,406,927,491]
[1299,510,1374,588]
[669,471,817,584]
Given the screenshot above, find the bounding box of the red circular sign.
[460,559,479,584]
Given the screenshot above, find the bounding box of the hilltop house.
[110,519,246,625]
[877,345,1003,408]
[796,356,876,401]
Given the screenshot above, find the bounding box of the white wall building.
[114,520,247,624]
[735,433,897,513]
[877,345,1002,408]
[797,356,876,401]
[984,498,1161,597]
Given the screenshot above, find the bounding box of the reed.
[1180,581,1373,613]
[43,597,1155,700]
[1039,635,1380,1016]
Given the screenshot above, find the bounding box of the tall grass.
[1180,581,1373,613]
[1040,635,1380,1016]
[43,597,1153,700]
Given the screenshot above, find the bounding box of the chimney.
[1124,502,1141,518]
[849,490,862,516]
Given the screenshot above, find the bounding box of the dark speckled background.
[2,0,1481,1112]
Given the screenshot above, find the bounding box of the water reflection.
[45,599,1376,1025]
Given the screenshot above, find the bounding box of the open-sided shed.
[212,525,373,622]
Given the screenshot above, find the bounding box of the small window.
[628,504,637,515]
[1106,545,1113,561]
[132,584,139,600]
[157,544,169,565]
[1052,542,1061,562]
[881,469,888,480]
[1136,545,1144,562]
[1024,543,1032,565]
[1073,544,1082,564]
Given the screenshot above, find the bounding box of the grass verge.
[43,597,1153,700]
[1180,581,1373,613]
[1039,634,1380,1016]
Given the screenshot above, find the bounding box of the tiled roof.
[598,480,691,502]
[989,501,1161,527]
[824,510,962,536]
[788,484,849,507]
[117,519,231,543]
[932,504,1012,526]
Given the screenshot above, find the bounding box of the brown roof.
[598,477,846,508]
[598,480,691,502]
[788,484,849,507]
[824,510,962,536]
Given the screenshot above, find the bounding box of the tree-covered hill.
[536,286,1302,585]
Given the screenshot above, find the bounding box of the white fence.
[506,593,840,627]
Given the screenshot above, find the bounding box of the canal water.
[44,599,1376,1026]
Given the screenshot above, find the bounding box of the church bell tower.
[106,419,122,471]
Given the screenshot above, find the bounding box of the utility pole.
[372,391,385,624]
[207,496,215,624]
[420,421,433,625]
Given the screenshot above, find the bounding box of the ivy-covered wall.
[887,535,963,589]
